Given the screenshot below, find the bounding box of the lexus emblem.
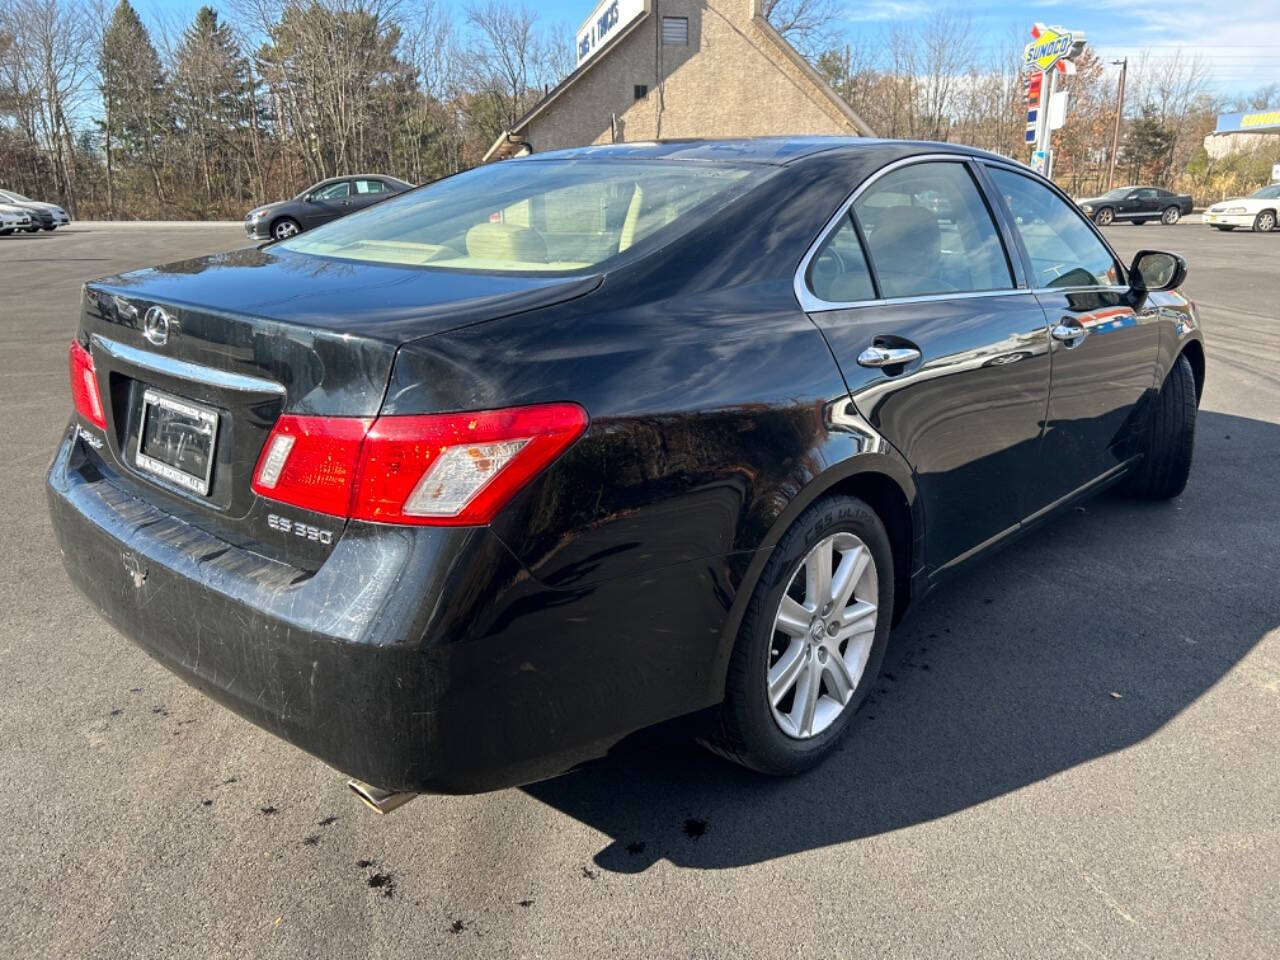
[142,305,172,346]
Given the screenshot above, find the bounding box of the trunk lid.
[78,245,600,566]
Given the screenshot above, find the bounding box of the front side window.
[313,181,350,200]
[987,166,1121,289]
[852,161,1013,299]
[283,159,768,271]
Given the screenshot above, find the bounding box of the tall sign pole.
[1023,24,1087,178]
[1107,57,1128,191]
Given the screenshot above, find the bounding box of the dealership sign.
[576,0,645,66]
[1023,23,1086,75]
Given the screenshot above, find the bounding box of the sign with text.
[1023,23,1086,75]
[1215,108,1280,134]
[576,0,646,66]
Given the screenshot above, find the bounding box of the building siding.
[522,0,859,155]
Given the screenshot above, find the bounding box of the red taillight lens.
[69,340,106,429]
[252,403,588,526]
[250,415,372,516]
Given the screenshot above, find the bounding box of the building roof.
[483,4,874,163]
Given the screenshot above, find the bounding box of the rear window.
[282,159,768,272]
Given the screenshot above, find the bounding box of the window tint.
[313,181,350,200]
[852,161,1013,299]
[987,166,1121,289]
[807,215,874,302]
[353,179,386,195]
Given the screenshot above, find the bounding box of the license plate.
[1207,215,1217,222]
[135,388,219,496]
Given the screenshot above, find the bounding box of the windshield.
[1249,184,1280,199]
[281,159,769,272]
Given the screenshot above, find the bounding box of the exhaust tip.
[347,778,419,815]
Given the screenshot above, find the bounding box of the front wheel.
[1117,354,1197,500]
[271,217,301,240]
[1094,207,1115,226]
[704,494,893,775]
[1161,206,1181,225]
[1254,210,1276,233]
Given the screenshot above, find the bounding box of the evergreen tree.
[98,0,168,212]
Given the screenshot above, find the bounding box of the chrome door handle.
[1051,322,1088,343]
[857,346,921,368]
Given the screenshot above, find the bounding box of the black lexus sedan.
[243,174,413,240]
[48,139,1204,810]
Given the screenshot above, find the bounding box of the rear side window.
[807,216,874,302]
[987,166,1121,289]
[852,161,1013,299]
[354,179,386,195]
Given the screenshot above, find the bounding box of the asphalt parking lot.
[2,221,1277,958]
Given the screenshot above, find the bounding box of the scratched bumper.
[44,425,596,793]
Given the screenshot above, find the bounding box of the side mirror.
[1129,249,1187,294]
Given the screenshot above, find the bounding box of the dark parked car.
[0,188,71,230]
[1078,186,1193,226]
[244,175,413,240]
[48,139,1204,811]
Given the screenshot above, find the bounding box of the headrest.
[465,222,548,263]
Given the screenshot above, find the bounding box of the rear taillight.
[69,340,106,429]
[252,403,588,526]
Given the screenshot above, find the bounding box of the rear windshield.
[280,159,767,272]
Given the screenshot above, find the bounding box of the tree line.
[1,0,1277,219]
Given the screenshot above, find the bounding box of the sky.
[132,0,1280,100]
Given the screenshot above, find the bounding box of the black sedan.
[1078,186,1194,226]
[244,174,413,240]
[48,139,1203,809]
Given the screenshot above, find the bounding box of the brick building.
[483,0,874,162]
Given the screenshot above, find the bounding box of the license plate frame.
[134,388,220,496]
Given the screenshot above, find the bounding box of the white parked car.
[0,203,33,235]
[1204,184,1280,233]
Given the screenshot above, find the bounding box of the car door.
[350,178,388,211]
[984,164,1160,509]
[802,157,1052,572]
[306,180,352,226]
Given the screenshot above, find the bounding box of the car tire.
[703,494,893,776]
[23,227,39,233]
[271,217,301,240]
[1117,354,1196,500]
[0,228,11,236]
[1094,207,1114,226]
[41,225,56,231]
[1253,210,1276,233]
[1161,206,1181,225]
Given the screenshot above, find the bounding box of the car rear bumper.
[47,424,724,792]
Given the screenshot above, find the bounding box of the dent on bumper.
[45,428,735,792]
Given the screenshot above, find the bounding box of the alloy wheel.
[767,532,878,739]
[1096,208,1114,226]
[273,220,299,240]
[1163,207,1180,225]
[1257,212,1275,233]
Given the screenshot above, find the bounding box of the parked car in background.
[0,204,33,235]
[1203,184,1280,233]
[0,189,71,230]
[48,139,1203,807]
[244,175,414,240]
[1077,186,1194,226]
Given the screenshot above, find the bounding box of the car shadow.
[522,411,1277,871]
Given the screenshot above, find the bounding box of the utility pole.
[1107,57,1128,191]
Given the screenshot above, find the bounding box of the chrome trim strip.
[91,335,285,395]
[794,153,1023,314]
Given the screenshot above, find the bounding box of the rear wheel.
[1094,207,1115,226]
[704,494,893,775]
[271,217,300,240]
[1117,354,1196,500]
[1254,210,1276,233]
[1161,206,1181,225]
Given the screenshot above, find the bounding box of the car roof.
[520,137,1018,167]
